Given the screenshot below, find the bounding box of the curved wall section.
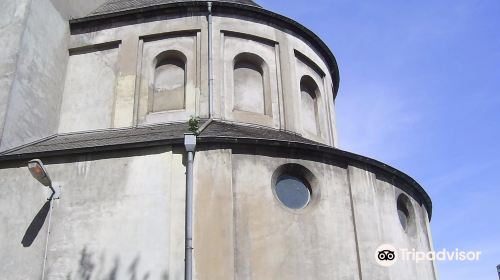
[138,33,199,124]
[0,141,435,280]
[222,34,278,127]
[193,146,436,280]
[0,117,434,280]
[64,9,338,146]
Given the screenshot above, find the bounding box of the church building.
[0,0,436,279]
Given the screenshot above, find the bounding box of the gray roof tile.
[0,119,432,219]
[89,0,260,16]
[200,121,322,145]
[0,120,322,158]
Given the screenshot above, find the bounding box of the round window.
[274,174,311,209]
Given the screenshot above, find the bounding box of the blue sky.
[258,0,500,278]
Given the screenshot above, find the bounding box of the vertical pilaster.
[193,149,235,280]
[276,35,299,133]
[112,35,139,128]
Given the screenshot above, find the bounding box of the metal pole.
[184,134,196,280]
[40,199,54,280]
[207,2,213,118]
[497,264,500,280]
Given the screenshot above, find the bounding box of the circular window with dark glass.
[274,174,311,209]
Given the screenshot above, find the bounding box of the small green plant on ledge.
[188,115,200,135]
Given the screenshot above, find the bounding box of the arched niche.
[300,75,320,136]
[152,50,187,112]
[232,52,270,115]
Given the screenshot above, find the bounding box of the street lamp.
[28,159,61,199]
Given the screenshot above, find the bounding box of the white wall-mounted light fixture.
[28,159,61,199]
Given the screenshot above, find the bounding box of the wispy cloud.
[337,82,424,164]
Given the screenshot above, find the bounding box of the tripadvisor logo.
[375,244,398,267]
[375,244,482,267]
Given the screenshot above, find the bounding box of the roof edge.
[87,0,261,16]
[0,135,431,219]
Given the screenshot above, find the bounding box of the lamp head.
[28,159,52,187]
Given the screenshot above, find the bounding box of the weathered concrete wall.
[69,15,207,129]
[0,0,68,151]
[0,8,340,148]
[348,165,436,279]
[0,0,32,146]
[228,149,359,280]
[193,148,235,280]
[0,163,50,280]
[296,55,330,142]
[0,0,109,150]
[213,16,338,145]
[58,47,119,133]
[0,145,434,279]
[192,148,436,280]
[221,35,279,128]
[139,34,199,125]
[44,148,184,280]
[0,147,186,280]
[67,14,338,146]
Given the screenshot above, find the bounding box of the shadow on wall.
[21,201,51,247]
[20,204,170,279]
[66,247,169,280]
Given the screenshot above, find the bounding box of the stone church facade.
[0,0,437,279]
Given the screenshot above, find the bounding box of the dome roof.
[89,0,260,16]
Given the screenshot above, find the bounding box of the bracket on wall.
[48,184,61,200]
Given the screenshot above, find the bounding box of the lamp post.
[27,159,61,280]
